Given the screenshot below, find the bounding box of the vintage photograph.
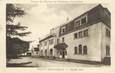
[6,3,111,67]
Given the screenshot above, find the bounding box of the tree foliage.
[6,4,30,37]
[6,4,25,22]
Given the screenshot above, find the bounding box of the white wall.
[59,22,104,62]
[100,22,111,60]
[38,22,110,62]
[39,37,55,57]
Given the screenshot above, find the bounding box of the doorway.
[61,49,67,59]
[50,49,53,56]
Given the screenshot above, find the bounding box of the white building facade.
[37,4,111,64]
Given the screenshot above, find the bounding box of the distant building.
[35,4,111,64]
[39,34,55,57]
[31,45,40,56]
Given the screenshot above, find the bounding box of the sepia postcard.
[0,0,115,73]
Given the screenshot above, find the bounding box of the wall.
[59,22,103,62]
[100,22,111,60]
[39,36,55,57]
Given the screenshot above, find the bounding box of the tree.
[6,4,31,58]
[6,4,31,37]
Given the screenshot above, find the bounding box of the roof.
[59,4,111,37]
[54,43,68,50]
[7,37,29,44]
[60,4,110,27]
[39,35,54,42]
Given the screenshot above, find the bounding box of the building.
[6,37,30,58]
[31,44,40,56]
[37,4,111,64]
[39,34,55,58]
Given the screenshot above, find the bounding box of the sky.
[13,3,110,47]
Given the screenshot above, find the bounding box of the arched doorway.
[50,49,53,56]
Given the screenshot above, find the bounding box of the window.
[81,17,87,24]
[106,45,110,56]
[75,45,87,55]
[50,49,53,55]
[74,20,80,27]
[74,47,77,54]
[65,51,67,55]
[45,49,47,56]
[36,51,38,54]
[79,45,82,54]
[62,28,65,33]
[51,39,53,44]
[78,31,82,38]
[34,48,39,51]
[106,29,110,37]
[83,46,87,55]
[57,39,59,44]
[49,40,51,44]
[41,50,43,55]
[61,26,66,34]
[62,37,64,42]
[74,29,88,39]
[74,33,78,39]
[84,29,88,37]
[40,43,42,46]
[44,41,47,46]
[49,39,53,45]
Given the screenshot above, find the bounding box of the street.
[8,57,102,67]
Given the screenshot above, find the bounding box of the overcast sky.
[13,3,110,47]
